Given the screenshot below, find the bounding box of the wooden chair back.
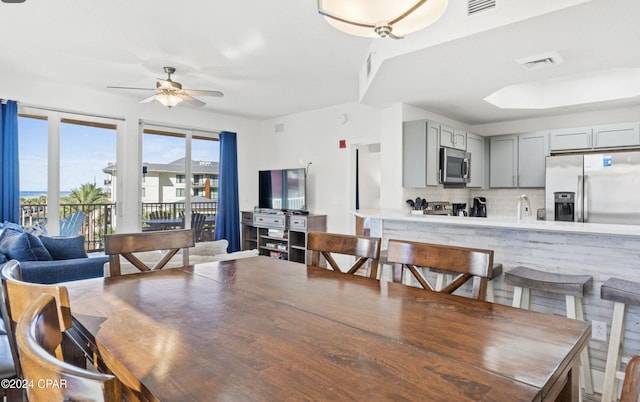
[307,232,381,279]
[386,239,494,300]
[0,260,74,378]
[621,355,640,402]
[105,229,195,276]
[17,293,121,402]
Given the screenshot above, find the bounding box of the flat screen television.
[258,168,306,212]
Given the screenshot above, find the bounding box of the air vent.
[468,0,496,15]
[516,51,564,71]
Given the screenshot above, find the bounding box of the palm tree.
[62,182,110,206]
[60,183,112,246]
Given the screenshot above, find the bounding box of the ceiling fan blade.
[178,93,206,107]
[107,86,156,91]
[139,95,157,103]
[183,89,224,97]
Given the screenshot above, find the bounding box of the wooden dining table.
[64,256,590,402]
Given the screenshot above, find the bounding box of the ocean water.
[20,191,72,199]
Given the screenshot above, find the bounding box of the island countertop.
[352,208,640,238]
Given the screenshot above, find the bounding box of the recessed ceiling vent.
[516,51,564,71]
[468,0,496,15]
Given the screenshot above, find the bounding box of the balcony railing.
[19,201,217,252]
[20,203,115,252]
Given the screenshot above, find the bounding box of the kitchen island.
[353,209,640,393]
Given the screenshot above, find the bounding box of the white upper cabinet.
[466,133,485,188]
[550,122,640,151]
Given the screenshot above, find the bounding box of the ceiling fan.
[108,67,224,108]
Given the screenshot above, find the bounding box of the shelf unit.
[241,211,327,264]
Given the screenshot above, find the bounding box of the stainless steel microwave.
[439,147,471,184]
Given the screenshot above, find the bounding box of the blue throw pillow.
[0,252,6,265]
[2,221,23,233]
[39,235,88,260]
[0,229,52,261]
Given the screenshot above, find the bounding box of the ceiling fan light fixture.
[318,0,448,39]
[156,92,183,108]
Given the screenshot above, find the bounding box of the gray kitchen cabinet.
[402,120,439,187]
[466,133,485,188]
[439,125,466,150]
[593,122,640,149]
[490,135,517,187]
[490,132,548,188]
[549,122,640,151]
[549,127,592,151]
[518,131,548,187]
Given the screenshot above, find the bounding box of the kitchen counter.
[353,208,640,238]
[353,208,640,392]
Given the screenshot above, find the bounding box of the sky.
[18,116,220,192]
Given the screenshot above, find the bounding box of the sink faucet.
[517,194,531,221]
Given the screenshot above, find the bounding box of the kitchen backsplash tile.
[403,187,545,219]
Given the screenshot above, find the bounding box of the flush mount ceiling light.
[484,68,640,109]
[317,0,448,39]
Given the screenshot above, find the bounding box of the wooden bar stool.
[601,278,640,402]
[505,266,594,397]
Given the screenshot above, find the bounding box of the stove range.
[424,201,452,215]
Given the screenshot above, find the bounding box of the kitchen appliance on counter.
[545,152,640,224]
[424,201,452,216]
[439,147,471,185]
[470,197,487,217]
[452,203,467,217]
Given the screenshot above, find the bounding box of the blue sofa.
[0,223,106,284]
[19,254,108,284]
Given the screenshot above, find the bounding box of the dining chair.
[385,239,494,301]
[104,229,195,276]
[307,232,381,279]
[16,293,122,402]
[0,260,84,379]
[621,355,640,402]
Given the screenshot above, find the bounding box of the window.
[176,174,185,183]
[18,109,121,249]
[176,188,185,197]
[18,115,48,228]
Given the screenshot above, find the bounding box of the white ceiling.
[1,0,639,125]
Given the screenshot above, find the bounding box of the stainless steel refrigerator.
[545,152,640,224]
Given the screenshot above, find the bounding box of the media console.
[241,211,327,264]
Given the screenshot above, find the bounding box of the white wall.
[257,102,381,234]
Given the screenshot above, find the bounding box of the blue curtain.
[214,131,240,252]
[0,100,19,223]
